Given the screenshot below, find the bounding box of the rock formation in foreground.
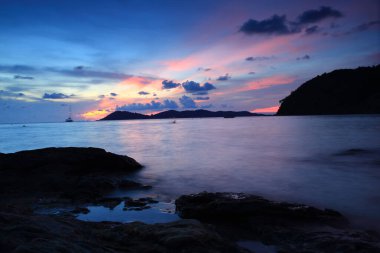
[0,147,143,204]
[0,148,379,252]
[277,65,380,115]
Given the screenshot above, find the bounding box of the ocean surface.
[1,115,380,230]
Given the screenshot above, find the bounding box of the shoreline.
[1,147,379,252]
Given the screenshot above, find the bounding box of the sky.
[0,0,379,123]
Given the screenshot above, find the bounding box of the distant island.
[100,109,264,121]
[277,65,380,115]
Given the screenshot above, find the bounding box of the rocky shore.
[0,148,379,252]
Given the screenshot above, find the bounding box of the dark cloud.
[179,95,197,108]
[200,104,213,109]
[5,86,27,92]
[195,96,210,100]
[162,80,181,89]
[198,67,212,72]
[138,91,150,95]
[348,20,380,34]
[297,6,343,25]
[110,92,118,96]
[116,99,178,111]
[0,90,25,97]
[98,95,105,98]
[245,56,275,61]
[240,15,294,35]
[216,73,231,81]
[42,93,71,99]
[182,81,216,93]
[248,72,256,75]
[240,6,343,36]
[0,65,36,73]
[153,93,157,96]
[297,55,311,60]
[75,66,84,70]
[14,75,34,80]
[54,68,132,80]
[305,25,320,35]
[192,91,209,95]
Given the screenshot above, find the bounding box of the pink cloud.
[237,75,296,92]
[252,106,279,113]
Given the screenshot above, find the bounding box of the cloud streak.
[14,75,34,80]
[42,93,72,99]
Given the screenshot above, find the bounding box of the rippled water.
[1,115,380,230]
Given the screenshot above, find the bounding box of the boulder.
[0,147,143,204]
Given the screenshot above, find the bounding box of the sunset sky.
[0,0,379,123]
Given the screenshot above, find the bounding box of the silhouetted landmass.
[100,109,263,121]
[277,65,380,115]
[100,111,150,120]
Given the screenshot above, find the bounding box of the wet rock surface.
[123,197,159,211]
[0,212,240,253]
[176,192,380,253]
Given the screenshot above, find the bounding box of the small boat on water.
[65,106,74,122]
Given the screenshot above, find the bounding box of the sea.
[1,115,380,231]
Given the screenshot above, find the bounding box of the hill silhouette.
[277,65,380,115]
[100,109,263,121]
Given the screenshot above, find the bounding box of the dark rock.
[0,212,241,253]
[176,192,347,227]
[139,197,159,204]
[95,197,123,209]
[123,197,159,211]
[175,192,380,253]
[277,65,380,115]
[118,179,152,190]
[0,147,142,206]
[71,207,90,214]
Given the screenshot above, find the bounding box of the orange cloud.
[81,109,110,120]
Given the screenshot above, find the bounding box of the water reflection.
[0,115,379,229]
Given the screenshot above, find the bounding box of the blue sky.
[0,0,379,122]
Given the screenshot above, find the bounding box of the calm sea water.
[1,115,380,230]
